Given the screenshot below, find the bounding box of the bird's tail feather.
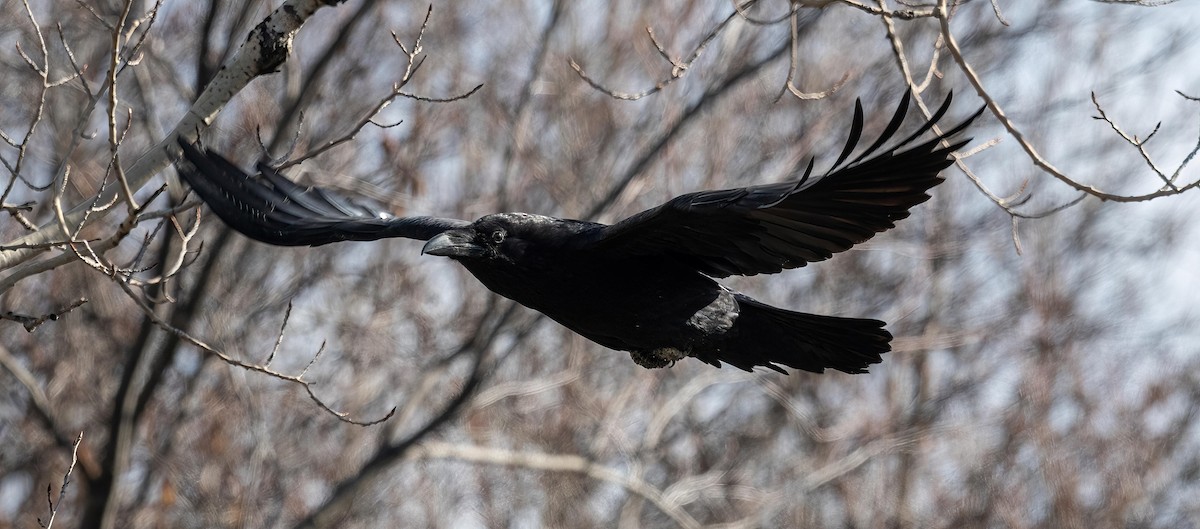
[704,295,891,374]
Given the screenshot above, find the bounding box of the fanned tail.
[698,294,891,374]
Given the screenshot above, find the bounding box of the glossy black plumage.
[177,141,469,245]
[176,93,980,374]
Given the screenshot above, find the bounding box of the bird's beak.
[422,230,485,258]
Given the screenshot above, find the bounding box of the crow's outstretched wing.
[582,93,982,278]
[176,141,469,246]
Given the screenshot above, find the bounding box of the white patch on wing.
[685,287,738,335]
[491,212,558,227]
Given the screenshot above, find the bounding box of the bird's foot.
[630,347,687,369]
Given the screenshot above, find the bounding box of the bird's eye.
[490,229,506,244]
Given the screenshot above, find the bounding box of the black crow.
[176,94,979,374]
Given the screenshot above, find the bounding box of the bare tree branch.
[0,298,88,332]
[570,1,753,101]
[0,0,357,285]
[936,0,1200,203]
[1091,0,1180,5]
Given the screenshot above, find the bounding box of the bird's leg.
[629,347,688,369]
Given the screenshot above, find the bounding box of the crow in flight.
[176,93,979,375]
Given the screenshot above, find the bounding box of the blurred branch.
[0,345,98,480]
[294,290,552,528]
[495,0,564,212]
[293,350,487,529]
[268,0,381,154]
[646,372,746,447]
[472,369,580,408]
[802,433,910,490]
[410,442,703,529]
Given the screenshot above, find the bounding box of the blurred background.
[1,0,1199,527]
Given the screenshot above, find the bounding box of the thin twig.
[783,7,849,101]
[265,302,293,366]
[107,0,140,213]
[570,2,751,101]
[989,0,1011,25]
[38,432,83,529]
[0,298,89,332]
[281,7,480,169]
[1091,0,1180,5]
[0,0,357,284]
[833,0,935,19]
[109,274,395,426]
[1090,92,1177,190]
[53,218,396,426]
[936,0,1200,203]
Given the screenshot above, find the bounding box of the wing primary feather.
[254,162,374,218]
[937,104,986,141]
[830,99,865,170]
[761,157,815,209]
[848,89,912,166]
[892,91,954,149]
[575,93,980,277]
[177,141,293,219]
[176,139,467,246]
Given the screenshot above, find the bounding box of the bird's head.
[421,213,568,263]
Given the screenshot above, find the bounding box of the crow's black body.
[176,93,980,374]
